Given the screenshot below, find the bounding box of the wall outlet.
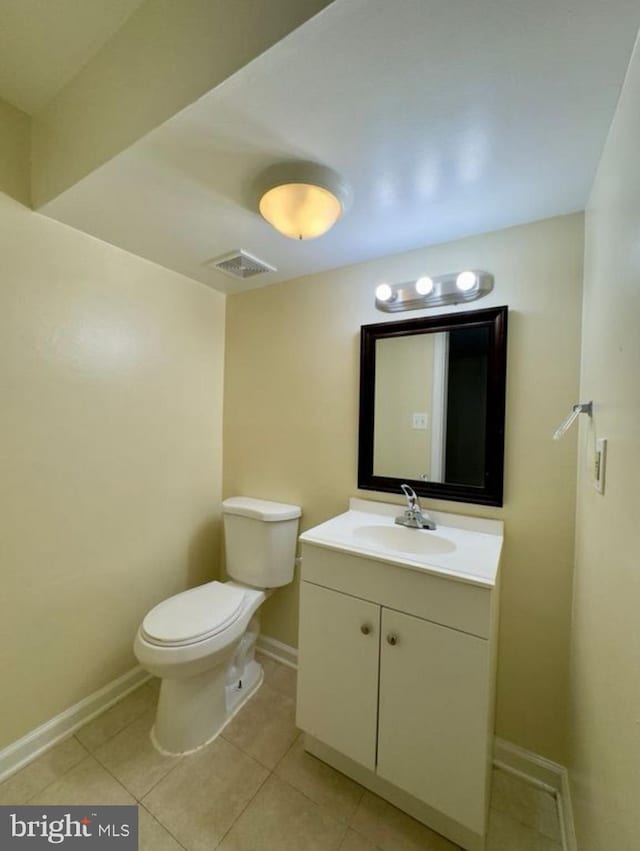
[412,412,428,430]
[594,438,607,494]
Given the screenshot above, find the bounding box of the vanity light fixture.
[456,270,477,291]
[374,269,493,312]
[415,276,434,295]
[255,161,351,240]
[375,283,395,302]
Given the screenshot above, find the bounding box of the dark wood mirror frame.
[358,305,508,507]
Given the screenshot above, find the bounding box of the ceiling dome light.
[375,283,394,302]
[415,276,434,296]
[255,162,351,240]
[456,270,477,291]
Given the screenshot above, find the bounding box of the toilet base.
[225,658,262,717]
[151,659,263,756]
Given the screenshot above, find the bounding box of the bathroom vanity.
[296,499,502,851]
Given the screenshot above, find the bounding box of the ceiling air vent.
[207,250,276,279]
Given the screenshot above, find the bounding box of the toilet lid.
[141,581,246,646]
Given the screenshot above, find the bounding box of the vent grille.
[207,250,276,279]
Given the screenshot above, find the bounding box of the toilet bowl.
[134,497,301,755]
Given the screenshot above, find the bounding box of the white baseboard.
[493,738,577,851]
[558,768,578,851]
[0,666,150,784]
[256,634,298,668]
[493,737,562,793]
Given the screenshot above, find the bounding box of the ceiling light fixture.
[255,161,351,240]
[375,270,493,312]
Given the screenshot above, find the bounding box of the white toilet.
[134,496,301,755]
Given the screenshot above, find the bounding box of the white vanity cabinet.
[296,501,502,851]
[297,581,380,771]
[376,607,490,834]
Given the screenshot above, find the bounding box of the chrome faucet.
[395,484,436,530]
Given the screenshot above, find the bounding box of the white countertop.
[299,498,503,589]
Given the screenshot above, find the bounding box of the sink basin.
[298,498,503,587]
[352,525,457,556]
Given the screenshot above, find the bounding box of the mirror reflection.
[373,326,489,486]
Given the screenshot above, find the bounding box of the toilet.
[134,496,301,755]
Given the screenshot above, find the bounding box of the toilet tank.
[222,497,301,588]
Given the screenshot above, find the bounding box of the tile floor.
[0,654,563,850]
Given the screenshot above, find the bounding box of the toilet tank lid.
[223,496,301,521]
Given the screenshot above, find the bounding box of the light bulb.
[456,270,477,291]
[376,283,393,302]
[415,276,434,296]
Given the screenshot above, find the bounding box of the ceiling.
[0,0,145,114]
[39,0,640,293]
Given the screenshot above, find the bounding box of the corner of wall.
[0,97,31,207]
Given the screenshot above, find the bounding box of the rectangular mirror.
[358,306,508,506]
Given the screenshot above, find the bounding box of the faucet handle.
[400,484,420,510]
[397,484,436,530]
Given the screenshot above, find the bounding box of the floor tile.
[487,809,562,851]
[138,804,184,851]
[339,828,380,850]
[0,737,88,805]
[257,654,298,699]
[76,682,157,752]
[275,735,364,824]
[3,671,570,851]
[30,755,134,805]
[94,710,181,799]
[222,681,298,770]
[490,769,560,841]
[350,791,460,851]
[143,736,268,851]
[218,774,346,851]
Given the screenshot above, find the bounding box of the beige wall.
[0,97,30,206]
[224,213,583,762]
[374,334,435,480]
[31,0,332,207]
[0,192,225,749]
[568,36,640,850]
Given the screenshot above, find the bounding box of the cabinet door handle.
[360,624,371,635]
[386,633,398,646]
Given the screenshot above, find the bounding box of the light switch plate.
[595,438,607,494]
[412,412,428,430]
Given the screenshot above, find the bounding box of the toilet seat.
[141,581,246,647]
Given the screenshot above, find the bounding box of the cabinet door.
[377,608,490,834]
[296,581,380,770]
